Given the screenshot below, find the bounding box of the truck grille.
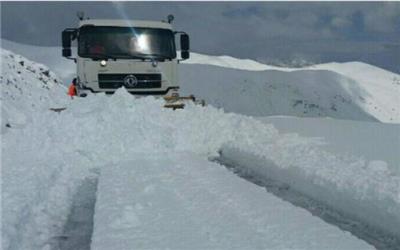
[98,74,162,89]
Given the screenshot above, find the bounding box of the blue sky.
[1,2,399,72]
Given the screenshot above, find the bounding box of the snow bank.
[1,49,86,250]
[1,39,76,85]
[219,145,400,239]
[258,116,400,176]
[91,153,372,250]
[1,48,68,131]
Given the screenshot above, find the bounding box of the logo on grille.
[123,75,138,87]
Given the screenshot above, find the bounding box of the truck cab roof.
[78,19,173,30]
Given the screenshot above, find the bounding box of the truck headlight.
[100,60,107,67]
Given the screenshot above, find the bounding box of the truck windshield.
[78,26,176,60]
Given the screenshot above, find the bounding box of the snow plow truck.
[62,13,201,109]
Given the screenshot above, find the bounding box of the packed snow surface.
[2,48,399,249]
[91,153,372,250]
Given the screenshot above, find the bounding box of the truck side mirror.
[181,51,189,60]
[62,29,76,58]
[62,48,72,57]
[62,30,72,48]
[180,33,190,60]
[180,34,190,51]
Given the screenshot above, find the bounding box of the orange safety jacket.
[68,83,77,97]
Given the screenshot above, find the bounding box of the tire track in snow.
[57,173,99,250]
[214,155,400,250]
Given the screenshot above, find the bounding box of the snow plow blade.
[163,94,205,110]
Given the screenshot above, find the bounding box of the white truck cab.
[62,14,189,97]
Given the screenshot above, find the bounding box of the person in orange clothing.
[68,79,77,99]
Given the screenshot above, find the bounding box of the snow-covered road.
[91,153,372,250]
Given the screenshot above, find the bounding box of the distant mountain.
[182,55,400,123]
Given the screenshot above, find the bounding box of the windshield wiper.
[129,52,171,60]
[87,52,171,61]
[89,52,117,60]
[146,53,171,60]
[90,53,147,60]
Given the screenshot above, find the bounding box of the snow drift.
[1,48,67,131]
[1,49,83,250]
